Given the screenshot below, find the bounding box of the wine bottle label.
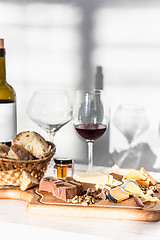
[0,102,17,142]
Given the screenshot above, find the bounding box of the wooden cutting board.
[0,185,160,221]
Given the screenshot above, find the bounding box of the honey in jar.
[54,158,73,179]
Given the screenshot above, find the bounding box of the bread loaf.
[0,143,10,157]
[14,131,50,158]
[7,144,34,160]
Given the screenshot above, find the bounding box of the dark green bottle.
[0,39,17,146]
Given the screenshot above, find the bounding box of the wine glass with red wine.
[73,89,109,171]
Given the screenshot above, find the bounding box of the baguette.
[14,131,50,158]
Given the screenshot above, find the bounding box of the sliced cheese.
[125,169,141,181]
[73,171,114,189]
[73,171,122,190]
[124,181,143,197]
[112,178,122,188]
[109,187,130,203]
[101,172,122,187]
[73,171,109,184]
[141,194,159,203]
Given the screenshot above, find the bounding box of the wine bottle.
[0,39,17,146]
[95,66,103,90]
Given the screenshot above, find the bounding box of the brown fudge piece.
[66,179,82,195]
[39,177,82,201]
[39,177,61,193]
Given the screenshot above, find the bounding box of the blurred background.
[1,0,160,171]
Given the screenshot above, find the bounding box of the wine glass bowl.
[112,104,149,167]
[27,89,72,142]
[73,89,109,171]
[113,104,149,144]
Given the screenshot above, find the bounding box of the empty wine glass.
[27,89,72,143]
[73,89,109,171]
[113,104,149,167]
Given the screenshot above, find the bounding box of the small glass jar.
[54,158,74,179]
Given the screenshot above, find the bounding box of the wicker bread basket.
[0,141,56,181]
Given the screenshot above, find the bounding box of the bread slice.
[0,169,38,190]
[20,170,38,191]
[7,144,34,160]
[14,131,50,158]
[0,143,10,157]
[7,148,19,160]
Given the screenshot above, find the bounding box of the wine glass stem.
[87,140,94,171]
[48,132,56,167]
[118,147,130,167]
[49,133,55,143]
[46,130,56,143]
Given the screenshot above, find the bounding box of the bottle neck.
[0,49,6,84]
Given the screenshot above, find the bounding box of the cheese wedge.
[137,179,150,188]
[111,164,122,175]
[139,167,157,186]
[124,181,143,197]
[125,168,157,187]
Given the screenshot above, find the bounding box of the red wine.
[75,123,106,141]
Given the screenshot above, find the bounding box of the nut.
[70,193,95,206]
[71,195,79,204]
[84,195,95,205]
[86,188,98,197]
[150,185,159,193]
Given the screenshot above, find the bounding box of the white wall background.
[0,0,160,171]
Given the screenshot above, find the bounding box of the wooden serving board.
[0,185,160,221]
